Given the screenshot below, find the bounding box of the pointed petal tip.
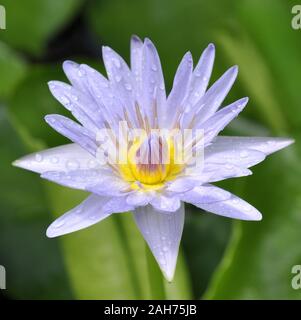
[207,43,215,51]
[131,34,143,44]
[46,227,57,238]
[231,65,239,74]
[12,159,22,168]
[163,269,175,283]
[62,60,78,69]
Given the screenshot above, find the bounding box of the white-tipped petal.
[189,43,215,105]
[134,203,185,281]
[211,136,294,155]
[183,185,262,221]
[47,194,133,238]
[205,145,266,169]
[166,52,193,124]
[195,65,238,123]
[45,114,97,155]
[12,143,100,174]
[41,169,124,192]
[126,191,154,206]
[48,81,100,132]
[200,97,248,145]
[140,38,166,123]
[150,194,181,212]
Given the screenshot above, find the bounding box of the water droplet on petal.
[113,58,121,68]
[52,217,65,228]
[162,246,169,252]
[115,75,122,82]
[66,159,80,170]
[125,83,132,91]
[240,150,249,158]
[151,64,158,71]
[35,154,43,162]
[51,156,59,164]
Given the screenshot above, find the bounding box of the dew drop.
[35,153,43,162]
[115,75,122,82]
[66,159,80,170]
[51,156,59,164]
[161,236,166,241]
[151,64,158,72]
[225,163,233,170]
[240,150,249,158]
[125,83,132,91]
[60,96,70,105]
[113,58,121,68]
[52,218,65,228]
[162,246,169,252]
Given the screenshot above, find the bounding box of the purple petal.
[47,194,134,238]
[200,97,249,145]
[45,114,97,155]
[12,143,99,174]
[48,81,101,132]
[188,43,215,106]
[41,169,125,191]
[134,203,185,281]
[165,52,193,125]
[182,185,262,220]
[150,194,181,212]
[194,65,238,123]
[211,136,294,155]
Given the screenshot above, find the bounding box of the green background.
[0,0,300,299]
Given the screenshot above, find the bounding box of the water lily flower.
[13,36,293,281]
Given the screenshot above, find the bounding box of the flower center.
[119,134,183,190]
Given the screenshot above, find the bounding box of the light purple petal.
[79,64,123,121]
[131,35,144,92]
[166,177,201,193]
[48,81,101,132]
[134,203,185,281]
[194,65,238,123]
[12,143,100,174]
[140,38,166,124]
[47,194,134,238]
[205,144,266,169]
[200,97,248,145]
[183,185,262,220]
[150,194,181,212]
[41,167,128,195]
[165,52,193,125]
[45,114,97,155]
[102,46,136,124]
[188,43,215,106]
[126,191,154,206]
[200,163,252,183]
[211,136,294,155]
[180,184,231,204]
[62,60,87,92]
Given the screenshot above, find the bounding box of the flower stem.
[145,243,166,299]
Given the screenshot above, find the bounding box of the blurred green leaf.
[236,0,301,130]
[0,0,84,56]
[0,106,73,299]
[0,41,27,100]
[183,207,231,297]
